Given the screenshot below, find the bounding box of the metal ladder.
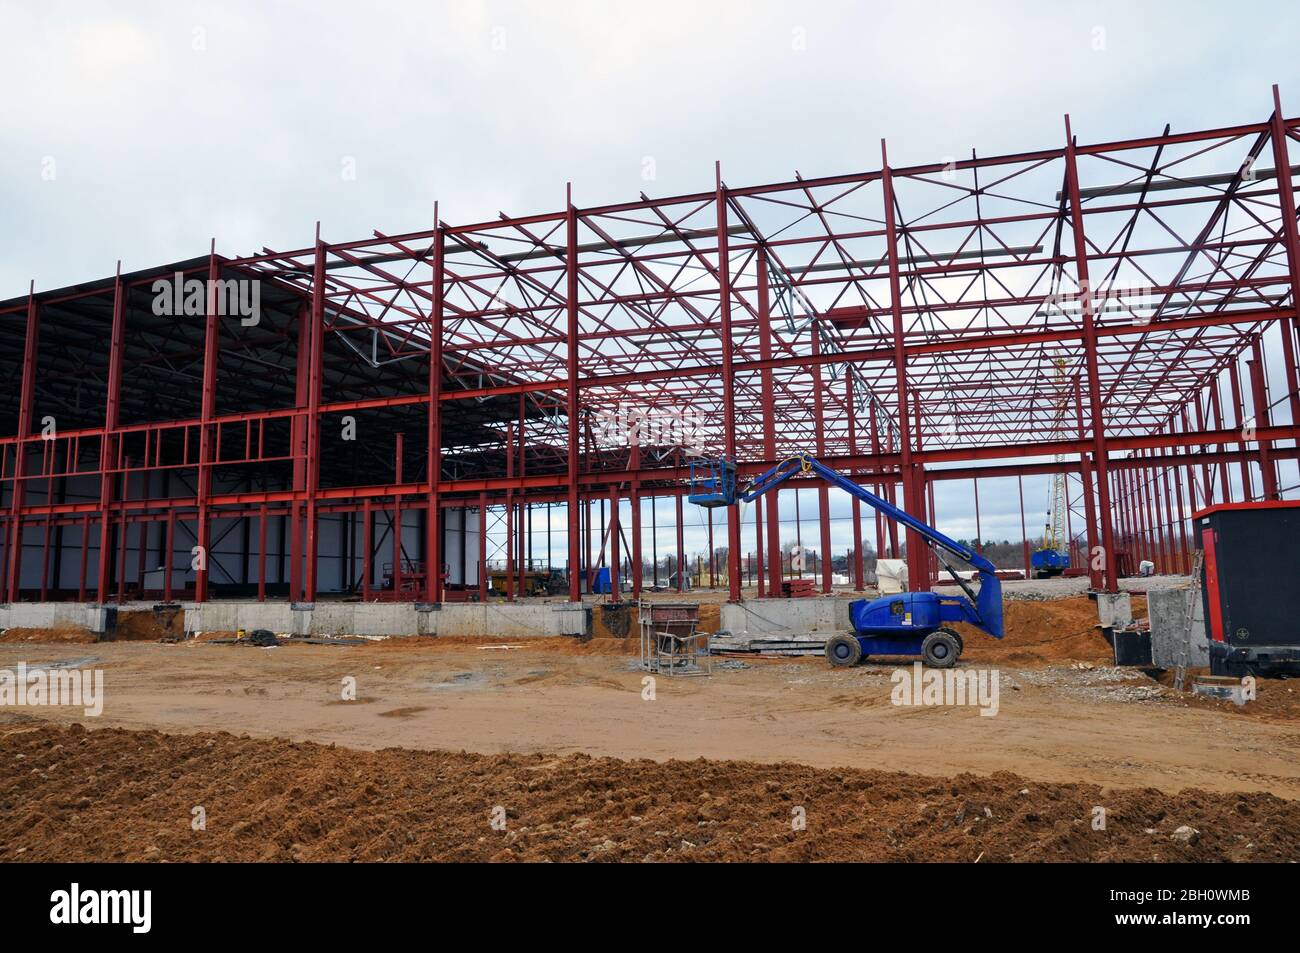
[1173,550,1204,692]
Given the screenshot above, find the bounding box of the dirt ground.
[2,722,1296,862]
[2,595,1298,801]
[1,593,1298,862]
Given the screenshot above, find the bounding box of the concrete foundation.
[0,602,107,633]
[2,596,845,642]
[1095,591,1133,628]
[174,601,591,638]
[1148,587,1210,669]
[720,598,852,639]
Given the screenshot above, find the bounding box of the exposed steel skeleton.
[2,88,1299,605]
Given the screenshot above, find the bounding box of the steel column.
[95,273,125,603]
[427,221,445,601]
[716,164,743,602]
[5,287,40,603]
[881,143,927,591]
[1063,116,1119,592]
[565,195,581,602]
[1268,86,1300,434]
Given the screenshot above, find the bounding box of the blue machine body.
[846,590,1000,659]
[1030,548,1069,572]
[850,591,986,635]
[844,632,927,660]
[688,453,1005,658]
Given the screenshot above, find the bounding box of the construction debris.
[1192,675,1251,707]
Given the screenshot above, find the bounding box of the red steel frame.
[4,89,1300,605]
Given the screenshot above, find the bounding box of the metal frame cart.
[638,601,711,676]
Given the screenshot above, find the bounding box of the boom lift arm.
[689,454,1004,667]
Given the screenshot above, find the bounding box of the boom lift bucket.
[688,458,737,507]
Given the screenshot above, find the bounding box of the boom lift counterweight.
[689,455,1004,668]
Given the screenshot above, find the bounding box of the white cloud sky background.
[3,0,1298,564]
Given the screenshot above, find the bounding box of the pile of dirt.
[2,723,1295,862]
[0,624,96,645]
[957,596,1143,667]
[591,604,634,639]
[192,630,243,642]
[112,606,184,642]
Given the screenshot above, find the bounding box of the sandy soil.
[1,603,1297,800]
[0,624,97,644]
[2,722,1295,862]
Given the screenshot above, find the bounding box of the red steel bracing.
[4,92,1300,603]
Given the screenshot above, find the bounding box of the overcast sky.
[3,0,1297,560]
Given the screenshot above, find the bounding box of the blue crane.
[688,454,1004,668]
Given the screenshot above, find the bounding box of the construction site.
[4,86,1300,867]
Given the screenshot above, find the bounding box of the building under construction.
[3,89,1300,616]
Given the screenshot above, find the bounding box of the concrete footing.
[0,599,595,639]
[1148,587,1209,669]
[181,601,591,638]
[1095,591,1133,628]
[0,602,110,634]
[720,598,852,639]
[1,596,848,642]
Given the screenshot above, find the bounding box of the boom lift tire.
[939,627,964,658]
[825,633,863,667]
[922,630,960,669]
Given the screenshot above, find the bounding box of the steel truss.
[3,88,1300,604]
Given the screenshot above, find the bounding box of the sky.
[2,0,1298,562]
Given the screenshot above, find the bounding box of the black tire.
[922,630,960,669]
[825,634,863,668]
[939,627,964,658]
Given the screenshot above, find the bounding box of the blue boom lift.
[688,455,1004,668]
